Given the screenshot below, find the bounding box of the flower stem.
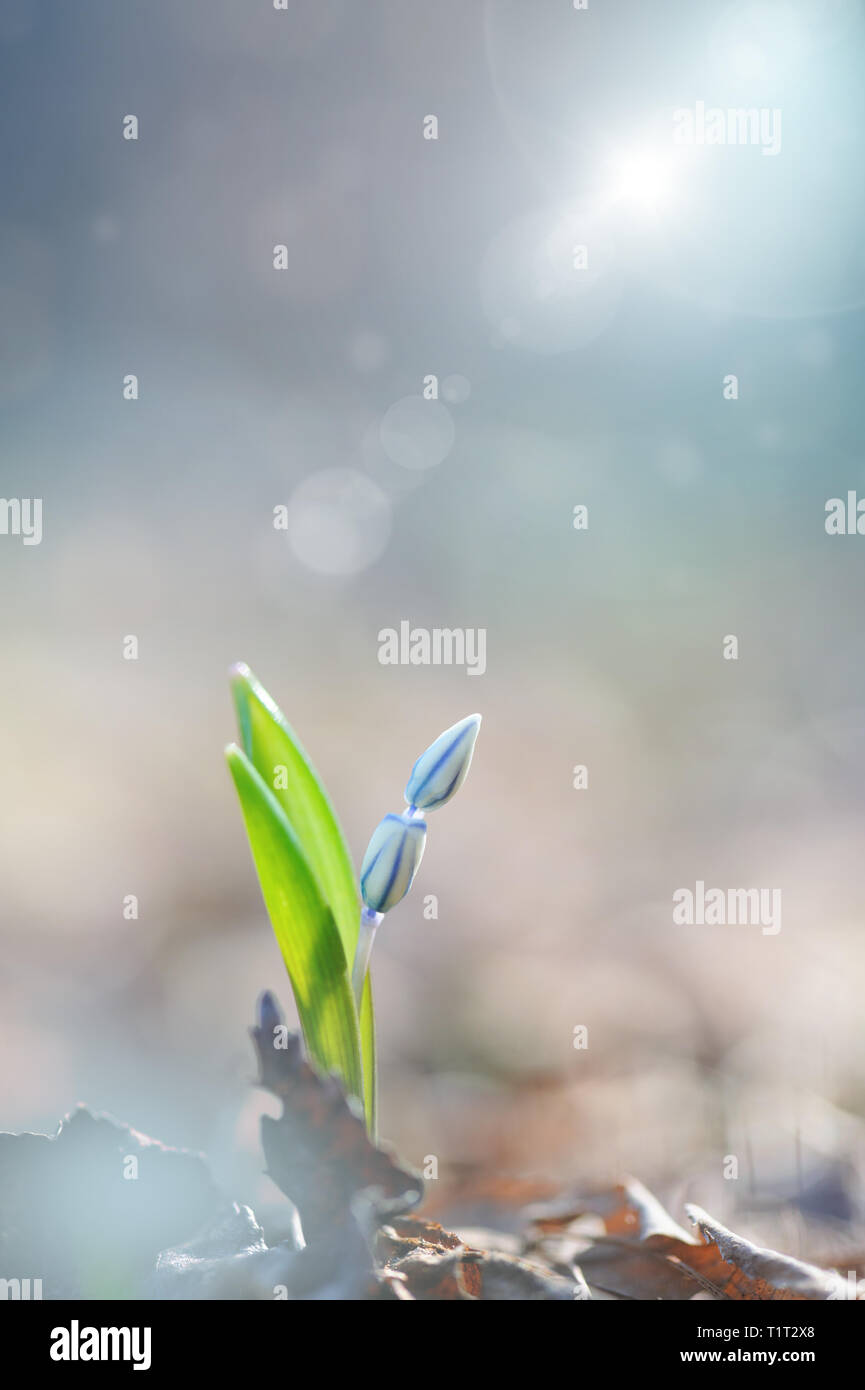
[352,906,383,1009]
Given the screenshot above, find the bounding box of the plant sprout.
[225,664,481,1136]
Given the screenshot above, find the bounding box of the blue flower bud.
[360,811,427,914]
[404,714,482,812]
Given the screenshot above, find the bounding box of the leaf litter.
[1,995,859,1301]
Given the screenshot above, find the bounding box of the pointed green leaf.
[231,664,359,954]
[230,664,376,1132]
[226,743,363,1103]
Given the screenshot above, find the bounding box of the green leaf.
[226,743,363,1103]
[230,665,376,1133]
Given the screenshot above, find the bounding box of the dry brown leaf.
[526,1177,851,1301]
[377,1215,465,1263]
[390,1244,585,1300]
[380,1216,586,1300]
[686,1205,850,1301]
[527,1177,707,1299]
[392,1246,485,1300]
[251,993,422,1243]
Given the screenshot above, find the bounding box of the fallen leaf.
[527,1177,705,1299]
[251,991,422,1243]
[379,1215,588,1300]
[377,1215,465,1263]
[526,1178,852,1300]
[154,1197,388,1300]
[686,1205,851,1301]
[0,1106,221,1299]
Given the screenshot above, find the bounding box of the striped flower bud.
[404,714,482,812]
[360,811,427,914]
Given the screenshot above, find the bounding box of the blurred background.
[3,0,865,1255]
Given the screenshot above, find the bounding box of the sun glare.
[608,148,678,216]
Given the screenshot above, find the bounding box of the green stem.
[352,907,382,1009]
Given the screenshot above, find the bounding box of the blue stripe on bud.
[404,714,482,812]
[360,811,427,914]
